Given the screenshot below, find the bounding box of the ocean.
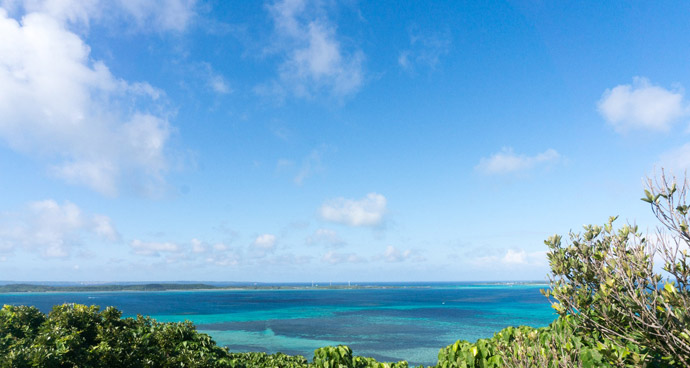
[0,283,556,366]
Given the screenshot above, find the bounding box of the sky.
[1,0,689,282]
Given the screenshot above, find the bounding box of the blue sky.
[0,0,689,282]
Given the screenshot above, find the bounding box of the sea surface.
[0,283,556,366]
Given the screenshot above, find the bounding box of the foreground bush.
[437,316,610,368]
[0,304,415,367]
[543,172,690,367]
[0,304,233,367]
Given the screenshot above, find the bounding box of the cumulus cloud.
[501,249,526,264]
[0,199,118,258]
[320,193,387,227]
[306,228,344,247]
[253,234,277,250]
[598,77,688,132]
[0,8,177,196]
[261,0,364,99]
[322,250,364,264]
[475,147,560,175]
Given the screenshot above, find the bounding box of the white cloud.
[209,74,230,94]
[398,27,451,72]
[0,9,174,196]
[213,243,229,251]
[598,77,688,132]
[92,214,119,241]
[130,239,180,256]
[382,245,410,263]
[191,238,207,253]
[320,193,387,227]
[306,228,344,247]
[3,0,197,31]
[196,62,231,94]
[476,147,560,175]
[263,0,364,99]
[206,250,241,267]
[501,249,526,264]
[253,234,276,250]
[115,0,196,32]
[294,149,322,185]
[322,250,364,264]
[0,199,118,258]
[471,248,546,267]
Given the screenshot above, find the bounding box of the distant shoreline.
[0,281,548,294]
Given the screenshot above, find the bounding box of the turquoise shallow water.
[0,283,556,366]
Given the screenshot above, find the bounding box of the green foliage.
[543,219,689,366]
[0,304,417,367]
[437,316,612,368]
[541,171,690,367]
[312,345,410,368]
[226,351,309,368]
[0,303,233,367]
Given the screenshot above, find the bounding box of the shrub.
[0,303,234,367]
[544,171,690,367]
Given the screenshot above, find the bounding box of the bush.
[0,303,234,367]
[0,304,417,367]
[543,171,690,367]
[436,316,615,368]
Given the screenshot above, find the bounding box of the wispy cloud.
[475,147,560,175]
[130,239,180,256]
[470,248,546,267]
[259,0,364,99]
[320,193,387,227]
[378,245,425,263]
[321,250,365,264]
[398,26,451,72]
[306,228,344,247]
[598,77,688,132]
[2,0,198,31]
[658,143,690,172]
[199,63,231,94]
[277,146,331,185]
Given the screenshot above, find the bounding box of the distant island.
[0,283,404,293]
[0,281,545,293]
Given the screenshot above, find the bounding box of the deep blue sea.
[0,283,556,366]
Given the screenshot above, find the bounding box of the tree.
[544,171,690,367]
